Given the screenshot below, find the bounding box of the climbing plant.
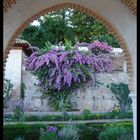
[21,82,26,100]
[25,40,113,111]
[107,82,132,112]
[3,78,13,107]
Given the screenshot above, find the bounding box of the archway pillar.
[129,92,137,140]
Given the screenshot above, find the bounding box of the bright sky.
[31,20,40,26]
[30,16,43,26]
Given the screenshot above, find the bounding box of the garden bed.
[3,121,133,140]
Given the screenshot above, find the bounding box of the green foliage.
[98,125,133,140]
[3,78,13,107]
[20,8,120,48]
[21,82,26,100]
[4,111,133,122]
[107,82,132,112]
[38,41,53,54]
[14,137,24,140]
[13,105,24,121]
[39,132,59,140]
[4,122,133,140]
[118,133,134,140]
[39,127,59,140]
[19,25,44,48]
[33,66,49,82]
[78,123,104,140]
[64,39,73,51]
[4,124,46,140]
[90,21,120,48]
[83,109,91,115]
[46,91,72,111]
[58,125,79,140]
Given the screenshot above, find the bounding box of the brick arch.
[3,2,134,88]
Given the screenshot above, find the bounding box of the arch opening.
[3,2,134,86]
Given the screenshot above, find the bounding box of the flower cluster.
[77,40,113,55]
[47,126,58,132]
[25,41,112,93]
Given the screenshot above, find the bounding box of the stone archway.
[3,3,134,86]
[3,2,136,140]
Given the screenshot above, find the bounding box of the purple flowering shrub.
[47,126,58,132]
[25,40,112,111]
[39,126,59,140]
[25,43,112,93]
[77,40,113,55]
[39,125,79,140]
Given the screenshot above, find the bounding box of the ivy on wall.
[107,82,132,112]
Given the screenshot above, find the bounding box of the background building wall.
[4,49,22,111]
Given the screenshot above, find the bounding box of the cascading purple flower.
[77,40,113,55]
[25,41,113,93]
[88,40,113,54]
[47,126,58,132]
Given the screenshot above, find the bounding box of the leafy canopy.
[20,8,120,49]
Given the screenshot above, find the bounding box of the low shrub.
[39,126,59,140]
[3,124,46,140]
[3,78,13,107]
[78,123,105,140]
[24,115,39,121]
[4,111,133,122]
[98,122,133,140]
[3,122,133,140]
[58,125,79,140]
[13,101,24,121]
[83,109,91,115]
[117,133,134,140]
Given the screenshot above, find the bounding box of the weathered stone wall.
[22,53,129,112]
[70,72,128,112]
[22,66,52,112]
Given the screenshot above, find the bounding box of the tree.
[20,8,120,48]
[109,82,132,112]
[19,25,44,48]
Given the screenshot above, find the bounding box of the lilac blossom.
[77,40,113,55]
[47,126,58,132]
[25,41,113,93]
[88,40,113,54]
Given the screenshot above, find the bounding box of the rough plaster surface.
[4,49,22,87]
[22,66,52,112]
[22,71,128,112]
[4,49,22,94]
[4,49,22,111]
[70,72,128,112]
[4,0,136,92]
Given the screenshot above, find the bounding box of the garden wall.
[21,52,129,112]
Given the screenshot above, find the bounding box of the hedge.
[3,121,133,140]
[4,111,133,122]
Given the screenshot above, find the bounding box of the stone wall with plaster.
[22,52,129,112]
